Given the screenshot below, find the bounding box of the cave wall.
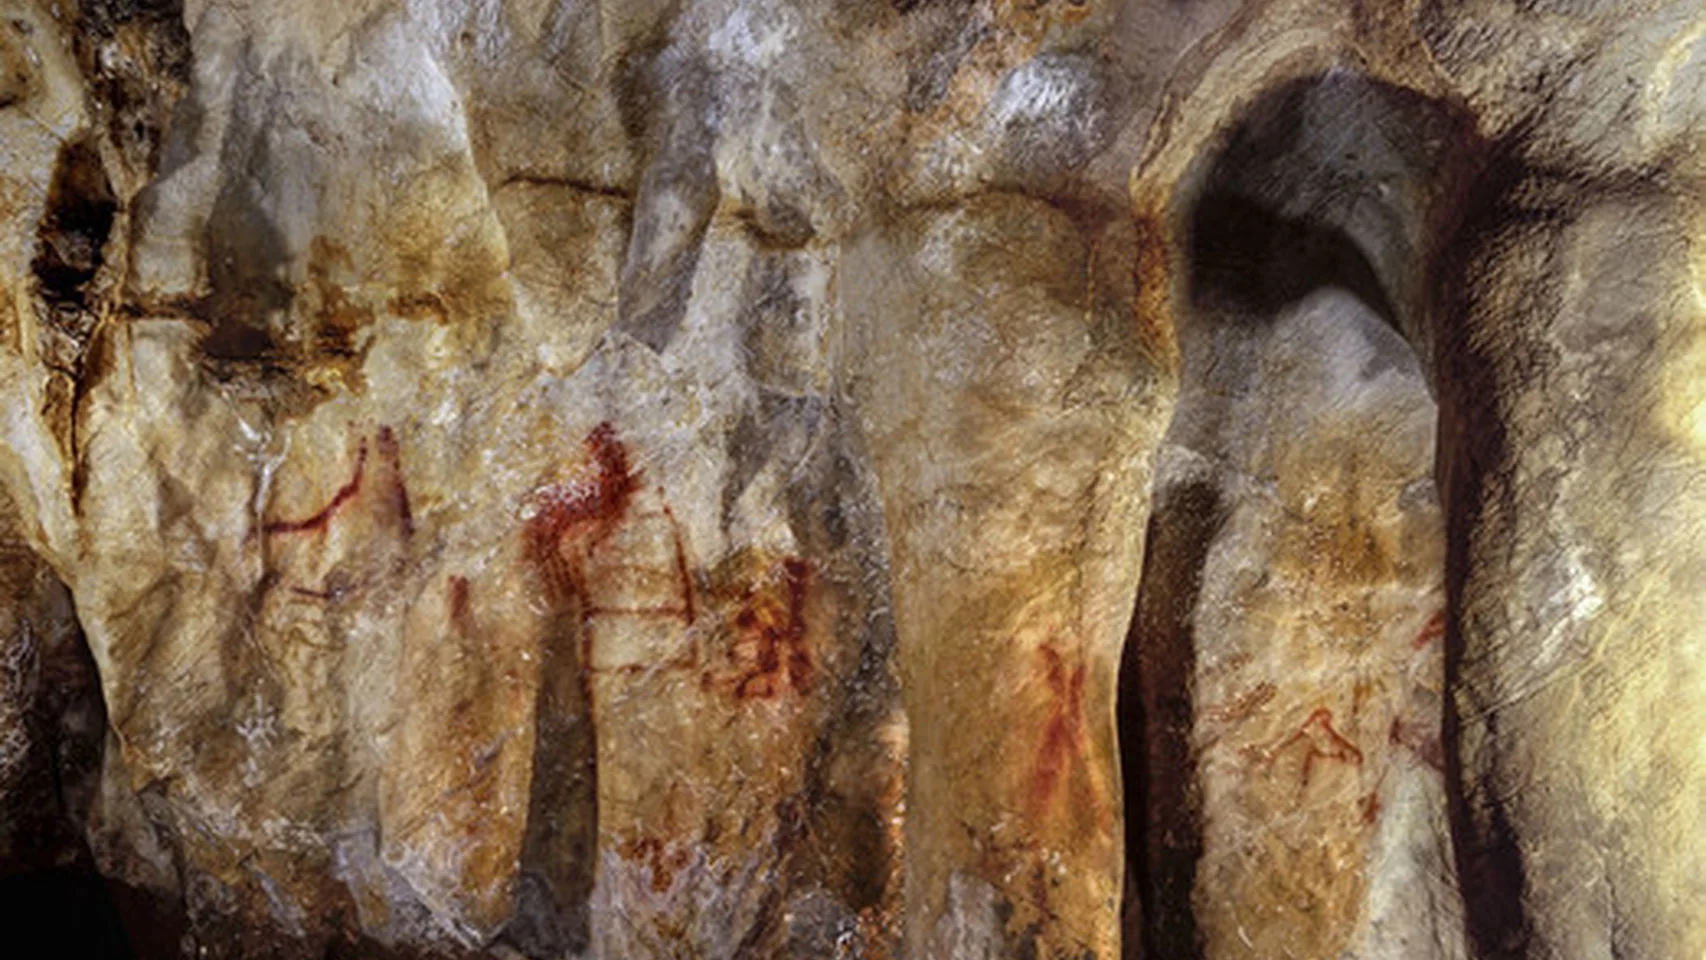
[0,1,1702,958]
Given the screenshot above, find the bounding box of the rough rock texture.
[0,1,1702,958]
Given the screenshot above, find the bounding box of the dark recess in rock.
[1121,479,1225,960]
[33,137,117,309]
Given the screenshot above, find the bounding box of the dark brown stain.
[32,137,115,308]
[32,135,117,471]
[387,291,451,324]
[1428,130,1536,960]
[1131,212,1177,364]
[1390,716,1445,772]
[302,237,375,392]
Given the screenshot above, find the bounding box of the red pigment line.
[290,586,337,601]
[264,441,369,536]
[1029,637,1089,815]
[1286,707,1363,787]
[663,504,696,625]
[1310,708,1362,762]
[1412,609,1447,649]
[523,423,641,608]
[377,425,415,536]
[449,575,474,636]
[780,557,811,693]
[1361,791,1383,825]
[1031,728,1068,813]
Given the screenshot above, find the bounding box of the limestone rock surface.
[0,1,1702,959]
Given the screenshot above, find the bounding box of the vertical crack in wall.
[32,135,116,471]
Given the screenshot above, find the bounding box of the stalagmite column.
[1439,181,1706,960]
[847,195,1172,960]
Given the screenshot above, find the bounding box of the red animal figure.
[1261,707,1365,789]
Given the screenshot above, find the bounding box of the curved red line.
[264,442,369,536]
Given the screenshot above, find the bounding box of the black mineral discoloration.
[71,0,193,177]
[33,137,117,310]
[1189,190,1398,327]
[615,46,721,352]
[32,136,118,462]
[506,612,597,958]
[1183,72,1480,355]
[196,54,298,363]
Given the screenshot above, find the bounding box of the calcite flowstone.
[0,1,1702,959]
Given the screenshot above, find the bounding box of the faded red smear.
[264,441,368,536]
[1412,609,1447,649]
[664,504,696,626]
[723,557,814,700]
[1265,707,1364,788]
[523,422,640,608]
[618,835,690,894]
[780,558,812,693]
[449,575,474,636]
[377,425,414,536]
[1360,791,1382,825]
[1390,716,1445,771]
[1029,637,1089,818]
[1202,681,1277,725]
